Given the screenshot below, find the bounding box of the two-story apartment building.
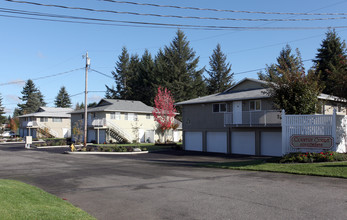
[70,99,182,144]
[18,107,72,138]
[176,78,346,156]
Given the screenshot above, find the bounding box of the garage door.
[185,132,203,151]
[232,131,255,155]
[261,132,282,156]
[207,132,227,153]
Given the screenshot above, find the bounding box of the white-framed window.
[124,113,128,120]
[52,117,62,122]
[146,114,151,119]
[115,112,121,120]
[249,100,261,111]
[40,117,48,122]
[212,103,227,113]
[110,112,115,119]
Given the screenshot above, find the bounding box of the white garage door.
[207,132,227,153]
[261,132,282,156]
[232,131,255,155]
[185,132,203,151]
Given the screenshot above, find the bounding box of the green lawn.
[0,179,95,220]
[202,160,347,178]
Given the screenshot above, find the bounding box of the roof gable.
[70,99,154,114]
[223,78,268,94]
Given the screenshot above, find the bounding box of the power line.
[0,67,84,86]
[6,0,347,22]
[1,8,347,30]
[90,69,114,79]
[100,0,347,16]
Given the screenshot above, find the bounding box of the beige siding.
[71,111,182,143]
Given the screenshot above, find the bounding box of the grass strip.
[0,179,95,220]
[202,160,347,178]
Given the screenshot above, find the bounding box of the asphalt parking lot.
[0,143,346,220]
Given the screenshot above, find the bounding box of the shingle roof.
[176,88,269,105]
[18,107,73,118]
[177,77,347,105]
[70,99,154,114]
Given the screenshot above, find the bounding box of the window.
[146,114,151,119]
[52,118,62,122]
[115,112,121,120]
[249,100,261,111]
[124,113,128,120]
[110,112,115,119]
[212,103,227,113]
[40,117,48,122]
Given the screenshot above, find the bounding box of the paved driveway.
[0,143,346,220]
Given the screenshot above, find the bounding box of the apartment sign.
[290,135,333,149]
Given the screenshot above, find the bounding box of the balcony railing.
[224,110,281,127]
[89,118,106,127]
[22,121,39,127]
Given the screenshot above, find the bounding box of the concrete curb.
[36,145,70,149]
[65,151,149,155]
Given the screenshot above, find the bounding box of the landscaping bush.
[279,151,347,163]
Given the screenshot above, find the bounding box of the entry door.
[233,101,242,124]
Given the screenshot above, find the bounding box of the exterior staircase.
[89,118,132,144]
[37,122,58,138]
[106,120,132,144]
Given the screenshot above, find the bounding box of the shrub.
[141,147,147,151]
[279,151,346,163]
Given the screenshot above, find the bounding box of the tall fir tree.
[105,46,131,99]
[156,29,206,104]
[206,44,234,94]
[132,50,157,106]
[17,79,46,115]
[313,29,347,95]
[0,93,6,125]
[55,86,72,108]
[260,45,321,114]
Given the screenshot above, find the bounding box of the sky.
[1,0,347,116]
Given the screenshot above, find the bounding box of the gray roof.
[176,88,269,105]
[18,107,73,118]
[177,77,347,105]
[70,99,154,114]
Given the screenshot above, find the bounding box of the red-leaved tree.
[152,87,177,142]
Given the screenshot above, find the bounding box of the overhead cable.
[0,67,84,86]
[100,0,347,16]
[1,8,347,30]
[5,0,347,22]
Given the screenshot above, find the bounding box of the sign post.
[25,136,32,149]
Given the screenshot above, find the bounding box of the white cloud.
[37,51,45,59]
[88,95,102,103]
[6,94,20,103]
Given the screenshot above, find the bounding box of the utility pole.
[83,52,90,148]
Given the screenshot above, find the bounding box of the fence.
[281,109,347,154]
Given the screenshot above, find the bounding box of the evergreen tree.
[206,44,234,94]
[313,29,347,95]
[0,93,6,125]
[17,79,46,115]
[54,86,72,108]
[131,50,156,106]
[156,30,206,103]
[105,46,130,99]
[260,45,321,114]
